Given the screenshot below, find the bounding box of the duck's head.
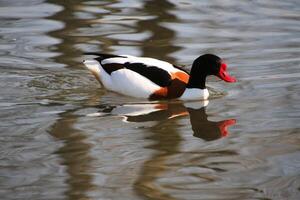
[187,54,236,89]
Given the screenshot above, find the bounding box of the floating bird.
[83,53,236,100]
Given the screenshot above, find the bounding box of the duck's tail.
[83,59,102,84]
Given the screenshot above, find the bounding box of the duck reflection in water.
[91,101,236,141]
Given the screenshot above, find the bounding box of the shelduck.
[83,53,236,100]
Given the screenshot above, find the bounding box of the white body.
[84,59,160,98]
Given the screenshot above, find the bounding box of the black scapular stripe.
[102,63,124,74]
[124,62,172,87]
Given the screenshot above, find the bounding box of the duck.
[83,53,236,100]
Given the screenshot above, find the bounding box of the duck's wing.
[84,53,190,99]
[84,52,189,87]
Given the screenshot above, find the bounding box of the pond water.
[0,0,300,199]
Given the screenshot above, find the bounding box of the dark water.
[0,0,300,199]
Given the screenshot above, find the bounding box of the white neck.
[179,88,209,101]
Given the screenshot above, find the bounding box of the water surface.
[0,0,300,199]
